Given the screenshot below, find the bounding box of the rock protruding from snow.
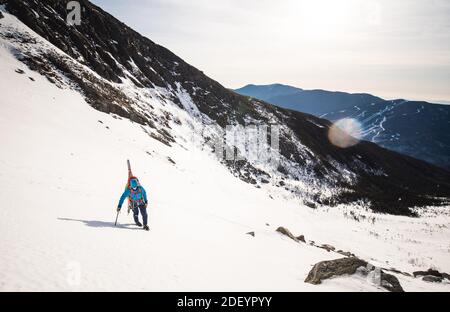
[379,271,404,292]
[276,226,304,243]
[422,275,443,283]
[319,244,336,252]
[304,257,404,292]
[413,269,450,282]
[296,234,306,243]
[336,250,355,257]
[305,257,367,285]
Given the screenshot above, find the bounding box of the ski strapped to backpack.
[125,160,147,214]
[127,159,133,214]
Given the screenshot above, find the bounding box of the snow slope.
[0,8,450,292]
[0,43,449,292]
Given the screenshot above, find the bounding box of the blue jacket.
[118,186,148,208]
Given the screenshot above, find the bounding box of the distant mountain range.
[235,84,450,169]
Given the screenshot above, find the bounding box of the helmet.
[129,178,139,189]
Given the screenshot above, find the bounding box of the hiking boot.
[143,225,149,231]
[135,221,142,227]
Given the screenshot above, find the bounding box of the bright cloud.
[92,0,450,103]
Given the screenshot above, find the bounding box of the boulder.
[320,244,336,252]
[276,227,299,242]
[355,266,370,276]
[413,268,450,281]
[422,275,443,283]
[305,257,404,292]
[305,257,368,285]
[296,235,306,243]
[304,201,317,209]
[381,272,404,292]
[167,157,176,165]
[337,250,354,257]
[413,269,440,277]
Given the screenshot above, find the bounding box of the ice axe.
[114,210,120,226]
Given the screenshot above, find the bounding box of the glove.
[117,206,121,212]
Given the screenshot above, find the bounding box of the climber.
[117,177,149,231]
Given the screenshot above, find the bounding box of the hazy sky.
[91,0,450,103]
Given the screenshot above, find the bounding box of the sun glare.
[328,118,362,148]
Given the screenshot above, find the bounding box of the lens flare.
[328,118,362,148]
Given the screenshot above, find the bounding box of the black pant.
[132,204,148,226]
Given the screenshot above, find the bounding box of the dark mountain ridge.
[1,0,450,215]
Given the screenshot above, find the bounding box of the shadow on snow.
[57,217,140,230]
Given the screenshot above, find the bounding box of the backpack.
[126,176,145,207]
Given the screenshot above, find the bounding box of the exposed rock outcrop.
[305,257,404,292]
[296,235,306,243]
[422,275,443,283]
[336,250,355,257]
[305,257,367,285]
[319,244,336,252]
[413,269,450,282]
[276,227,304,243]
[380,271,404,292]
